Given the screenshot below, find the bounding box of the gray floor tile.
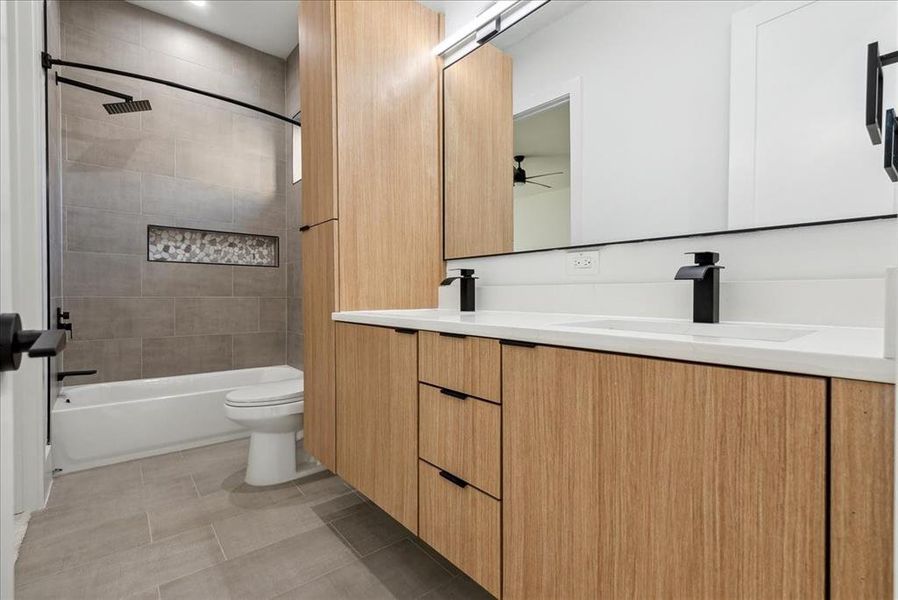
[16,526,223,600]
[410,538,461,577]
[309,492,368,523]
[148,479,302,542]
[138,452,192,484]
[190,459,248,496]
[330,503,411,557]
[358,539,454,599]
[47,461,142,508]
[159,525,356,600]
[273,560,395,600]
[212,494,326,559]
[26,493,146,542]
[15,512,150,584]
[419,575,495,600]
[142,474,199,512]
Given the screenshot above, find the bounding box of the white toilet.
[225,379,306,486]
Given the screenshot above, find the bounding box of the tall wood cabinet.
[299,0,443,472]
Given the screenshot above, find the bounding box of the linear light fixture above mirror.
[433,0,548,66]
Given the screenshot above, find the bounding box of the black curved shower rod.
[41,51,300,127]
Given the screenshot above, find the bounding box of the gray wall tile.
[286,334,303,370]
[63,338,142,384]
[58,0,293,382]
[67,297,174,340]
[260,298,287,332]
[142,262,233,297]
[233,266,285,297]
[286,298,302,334]
[66,207,145,255]
[63,161,140,213]
[142,335,233,377]
[64,252,142,297]
[65,114,175,176]
[175,297,260,335]
[233,332,286,369]
[141,174,234,223]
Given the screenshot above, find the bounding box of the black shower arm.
[55,74,133,102]
[866,42,898,145]
[41,52,300,127]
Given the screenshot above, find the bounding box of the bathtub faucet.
[57,369,97,382]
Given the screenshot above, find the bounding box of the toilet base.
[245,431,299,486]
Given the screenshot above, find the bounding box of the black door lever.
[0,313,67,372]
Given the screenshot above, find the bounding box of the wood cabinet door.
[335,0,442,310]
[298,0,337,227]
[300,221,338,471]
[444,43,513,259]
[503,344,826,599]
[336,323,418,532]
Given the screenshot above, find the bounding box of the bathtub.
[52,365,303,474]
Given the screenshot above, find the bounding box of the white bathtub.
[52,365,303,474]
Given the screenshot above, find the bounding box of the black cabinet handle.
[439,332,466,339]
[439,470,469,489]
[393,328,416,335]
[439,388,468,400]
[500,339,536,348]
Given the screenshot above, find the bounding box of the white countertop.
[332,309,895,383]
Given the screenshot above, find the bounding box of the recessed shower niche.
[147,225,279,268]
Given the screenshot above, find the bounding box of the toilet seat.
[226,380,303,407]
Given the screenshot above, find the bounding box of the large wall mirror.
[443,0,898,260]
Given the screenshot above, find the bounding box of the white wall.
[431,0,898,328]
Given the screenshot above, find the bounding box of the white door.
[728,0,898,229]
[1,0,50,595]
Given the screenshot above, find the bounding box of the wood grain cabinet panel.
[831,378,894,600]
[300,221,338,471]
[444,43,513,259]
[419,331,501,402]
[298,0,337,227]
[419,460,501,598]
[335,0,442,310]
[418,383,500,498]
[502,344,826,599]
[336,323,418,532]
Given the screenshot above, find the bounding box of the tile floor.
[15,438,493,600]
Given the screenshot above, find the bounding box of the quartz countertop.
[332,309,895,383]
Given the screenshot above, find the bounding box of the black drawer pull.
[439,332,467,339]
[393,327,416,334]
[500,339,536,348]
[299,225,311,232]
[439,388,468,400]
[439,470,469,488]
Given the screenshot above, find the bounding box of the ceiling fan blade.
[526,171,564,179]
[526,181,552,189]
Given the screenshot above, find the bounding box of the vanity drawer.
[419,331,501,402]
[419,460,501,598]
[419,383,500,498]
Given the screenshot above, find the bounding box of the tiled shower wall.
[285,45,302,370]
[57,0,302,384]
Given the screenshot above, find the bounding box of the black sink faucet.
[675,252,724,324]
[440,268,477,312]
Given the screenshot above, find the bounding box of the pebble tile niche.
[147,225,279,267]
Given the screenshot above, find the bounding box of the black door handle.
[0,313,67,372]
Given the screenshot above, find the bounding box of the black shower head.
[103,99,152,114]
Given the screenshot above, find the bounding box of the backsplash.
[443,218,898,327]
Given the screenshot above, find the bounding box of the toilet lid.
[226,380,303,406]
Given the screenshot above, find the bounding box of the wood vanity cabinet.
[335,323,419,532]
[502,343,828,599]
[298,1,443,473]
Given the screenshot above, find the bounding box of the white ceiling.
[127,0,298,58]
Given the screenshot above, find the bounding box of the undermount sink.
[554,318,815,342]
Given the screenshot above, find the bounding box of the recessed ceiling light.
[188,0,206,6]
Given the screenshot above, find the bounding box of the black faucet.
[675,252,724,324]
[440,268,477,312]
[57,369,97,382]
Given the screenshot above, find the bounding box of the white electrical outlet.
[565,250,600,276]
